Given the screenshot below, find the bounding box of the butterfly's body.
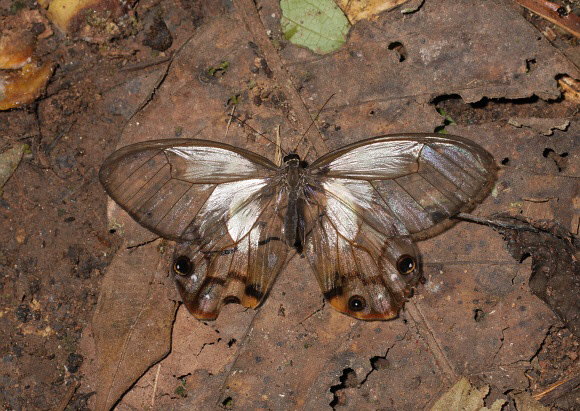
[280,153,307,249]
[100,134,496,320]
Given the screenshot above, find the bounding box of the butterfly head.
[283,153,308,169]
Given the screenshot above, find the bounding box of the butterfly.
[99,133,496,320]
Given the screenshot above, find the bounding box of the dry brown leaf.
[0,30,35,69]
[336,0,409,23]
[89,0,580,408]
[91,239,177,411]
[430,377,506,411]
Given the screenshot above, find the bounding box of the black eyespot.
[348,295,366,312]
[397,255,416,275]
[173,256,193,276]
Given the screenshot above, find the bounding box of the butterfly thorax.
[282,153,307,250]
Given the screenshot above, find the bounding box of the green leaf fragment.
[436,108,457,125]
[280,0,351,54]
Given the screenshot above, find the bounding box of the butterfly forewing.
[99,139,278,240]
[309,134,496,240]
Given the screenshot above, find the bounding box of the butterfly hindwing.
[303,196,421,319]
[172,188,289,319]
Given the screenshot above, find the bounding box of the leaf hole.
[525,58,536,72]
[388,41,407,62]
[542,147,568,172]
[518,252,531,263]
[542,148,554,158]
[473,308,485,322]
[222,396,233,408]
[329,368,357,407]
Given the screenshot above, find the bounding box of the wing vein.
[110,149,165,193]
[178,184,219,239]
[126,163,169,205]
[135,174,174,216]
[392,178,430,214]
[152,182,194,231]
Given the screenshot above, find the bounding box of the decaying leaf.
[0,144,26,195]
[0,30,35,69]
[0,61,54,110]
[336,0,409,23]
[465,214,580,338]
[91,240,177,410]
[514,0,580,38]
[0,24,54,110]
[430,377,506,411]
[558,75,580,103]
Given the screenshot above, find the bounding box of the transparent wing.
[99,139,288,319]
[303,182,421,320]
[172,185,289,319]
[308,133,496,240]
[99,139,279,241]
[303,134,496,319]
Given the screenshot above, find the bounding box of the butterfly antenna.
[274,125,283,166]
[293,93,335,153]
[229,113,288,157]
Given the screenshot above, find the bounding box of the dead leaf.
[558,75,580,103]
[0,30,35,69]
[91,236,177,410]
[430,377,505,411]
[488,216,580,338]
[0,62,55,110]
[337,0,410,23]
[508,117,570,135]
[38,0,133,36]
[514,0,580,38]
[0,144,26,195]
[90,0,580,408]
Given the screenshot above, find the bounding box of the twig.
[151,363,162,407]
[533,374,580,404]
[225,105,236,139]
[55,380,81,411]
[120,55,172,72]
[514,0,580,38]
[455,212,543,233]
